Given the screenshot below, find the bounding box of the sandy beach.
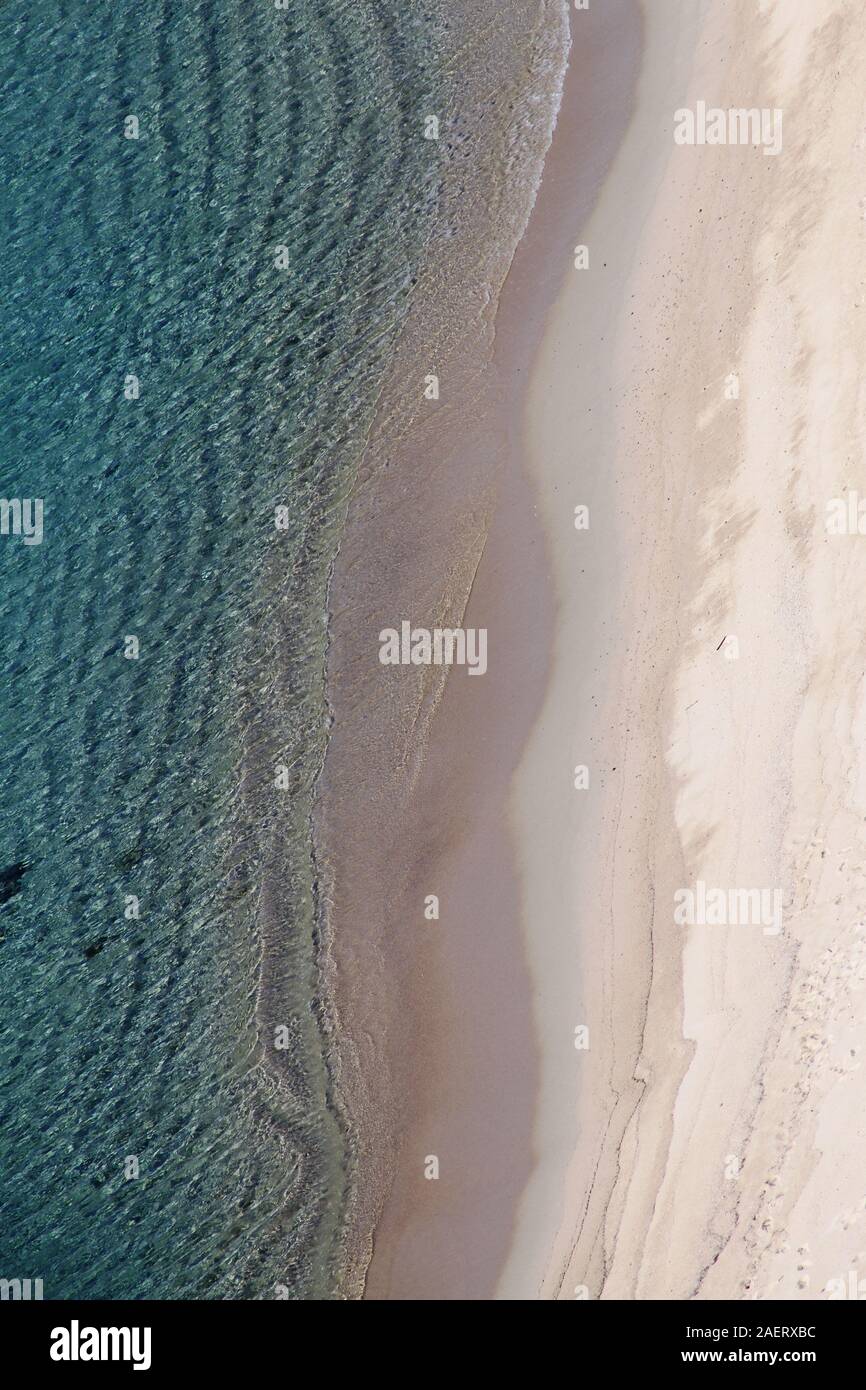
[320,0,866,1300]
[507,0,866,1301]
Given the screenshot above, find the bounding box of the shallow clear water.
[0,0,441,1298]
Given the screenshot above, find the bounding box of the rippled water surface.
[0,0,441,1298]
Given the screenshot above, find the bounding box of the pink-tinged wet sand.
[317,0,641,1300]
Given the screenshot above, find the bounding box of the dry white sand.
[501,0,866,1301]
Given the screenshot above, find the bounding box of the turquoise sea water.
[0,0,441,1298]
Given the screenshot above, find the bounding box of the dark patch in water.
[0,859,31,907]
